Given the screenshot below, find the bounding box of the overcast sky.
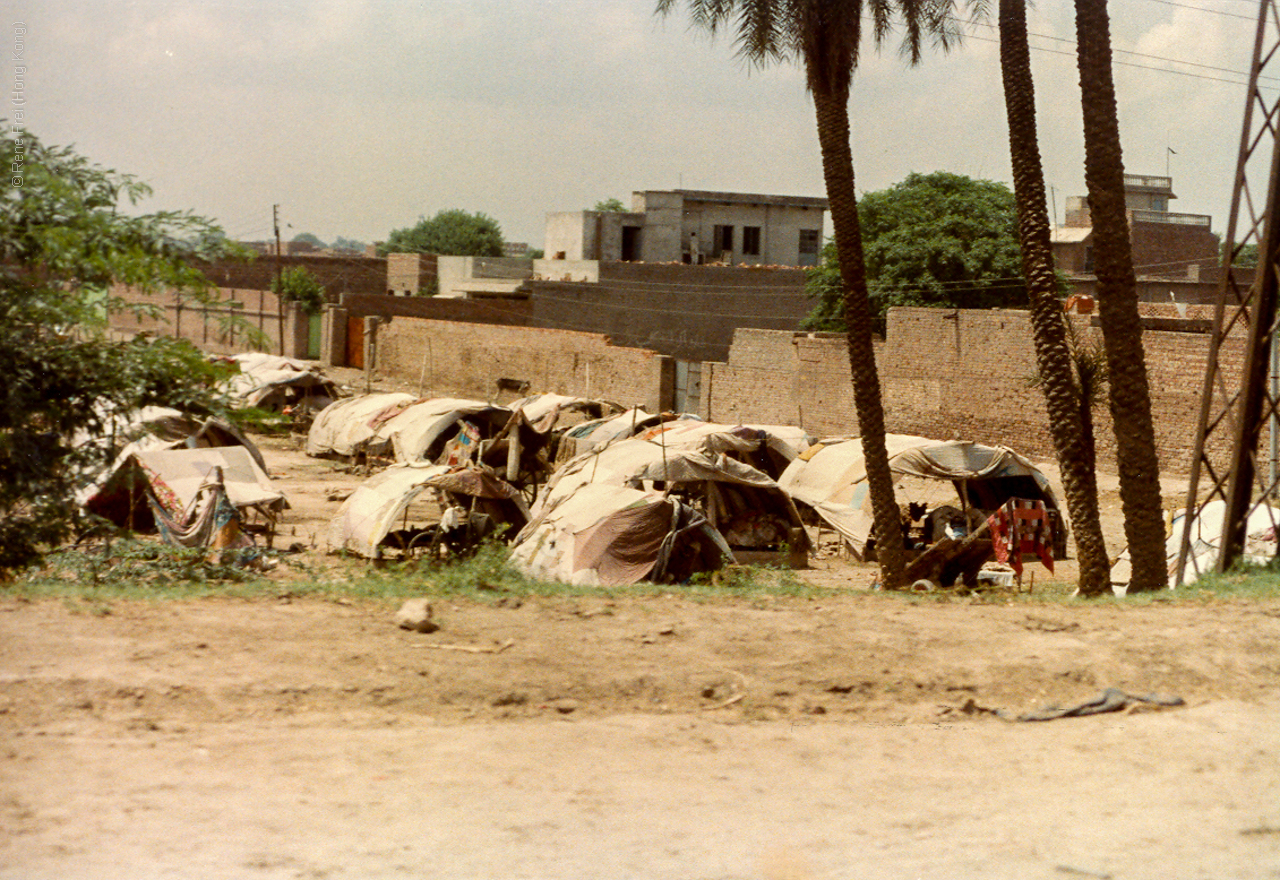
[16,0,1265,253]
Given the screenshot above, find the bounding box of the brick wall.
[703,305,1243,478]
[386,253,438,295]
[374,317,672,411]
[529,262,812,362]
[198,254,387,297]
[110,283,301,356]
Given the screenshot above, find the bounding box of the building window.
[714,224,734,255]
[798,229,821,265]
[742,226,761,256]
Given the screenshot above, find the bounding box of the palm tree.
[1073,0,1167,592]
[996,0,1111,595]
[655,0,956,589]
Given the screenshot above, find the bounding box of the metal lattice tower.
[1178,0,1280,585]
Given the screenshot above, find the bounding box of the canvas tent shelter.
[305,392,419,459]
[218,353,340,414]
[510,483,732,586]
[306,394,515,465]
[535,434,808,564]
[777,435,1064,561]
[552,408,670,463]
[1112,498,1280,591]
[632,420,811,480]
[84,446,287,546]
[328,462,529,559]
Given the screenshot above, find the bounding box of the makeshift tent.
[1112,498,1280,591]
[633,420,811,479]
[553,408,668,462]
[328,462,529,559]
[535,434,807,561]
[507,393,625,429]
[778,435,1064,560]
[305,392,418,458]
[370,397,511,463]
[84,446,287,544]
[510,483,732,586]
[219,353,340,413]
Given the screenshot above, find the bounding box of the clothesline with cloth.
[987,498,1054,577]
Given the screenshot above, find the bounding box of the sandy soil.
[3,407,1280,879]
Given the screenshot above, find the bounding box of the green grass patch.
[224,406,296,436]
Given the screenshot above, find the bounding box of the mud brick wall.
[528,262,812,363]
[374,317,672,411]
[109,283,293,356]
[197,255,388,297]
[706,304,1242,478]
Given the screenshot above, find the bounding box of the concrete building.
[544,189,828,267]
[1051,174,1220,281]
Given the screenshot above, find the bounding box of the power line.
[1140,0,1258,22]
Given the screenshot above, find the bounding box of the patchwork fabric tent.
[777,434,1062,559]
[85,446,287,546]
[552,408,667,462]
[369,397,512,463]
[328,462,529,559]
[510,483,732,586]
[1112,498,1280,591]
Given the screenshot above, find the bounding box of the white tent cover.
[511,483,729,586]
[306,392,418,458]
[130,446,285,516]
[535,434,780,520]
[328,462,529,558]
[777,434,1058,553]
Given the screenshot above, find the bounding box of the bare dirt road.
[3,429,1280,879]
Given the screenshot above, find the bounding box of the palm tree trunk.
[1074,0,1167,592]
[999,0,1111,595]
[810,85,906,589]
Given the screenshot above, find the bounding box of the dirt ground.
[3,390,1280,879]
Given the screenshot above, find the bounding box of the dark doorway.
[622,226,642,262]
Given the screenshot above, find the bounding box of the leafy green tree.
[378,209,504,257]
[0,127,238,575]
[331,236,366,252]
[271,266,327,314]
[593,198,627,212]
[291,232,326,248]
[802,172,1025,332]
[1223,241,1258,267]
[658,0,957,590]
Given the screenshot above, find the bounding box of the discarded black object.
[1014,687,1185,722]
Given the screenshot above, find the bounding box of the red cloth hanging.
[987,498,1054,576]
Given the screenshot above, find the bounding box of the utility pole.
[273,204,284,355]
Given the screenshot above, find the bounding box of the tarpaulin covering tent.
[510,483,732,586]
[85,446,287,543]
[370,397,511,464]
[305,392,418,459]
[535,434,807,560]
[218,353,341,413]
[553,408,668,462]
[633,420,811,480]
[1111,498,1280,591]
[777,434,1062,560]
[328,462,529,559]
[507,393,625,428]
[306,394,516,464]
